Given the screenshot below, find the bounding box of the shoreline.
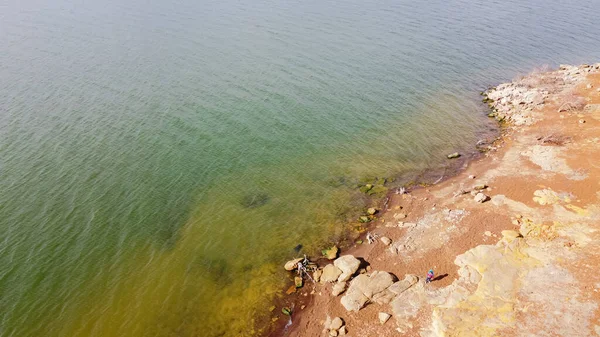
[265,126,501,336]
[271,63,600,336]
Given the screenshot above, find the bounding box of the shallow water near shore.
[1,0,600,336]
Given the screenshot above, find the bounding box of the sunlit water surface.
[1,0,599,336]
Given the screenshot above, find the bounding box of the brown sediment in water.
[267,63,600,336]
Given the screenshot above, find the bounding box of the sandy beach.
[274,63,600,336]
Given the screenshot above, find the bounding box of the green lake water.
[1,0,600,336]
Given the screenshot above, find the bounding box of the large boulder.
[340,286,369,312]
[334,255,361,282]
[340,271,395,311]
[320,264,343,283]
[388,274,418,295]
[372,289,396,305]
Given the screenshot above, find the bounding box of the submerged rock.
[368,185,388,196]
[447,152,461,159]
[367,207,378,215]
[240,192,269,208]
[323,246,339,260]
[359,184,373,193]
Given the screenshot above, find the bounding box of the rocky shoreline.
[272,63,600,337]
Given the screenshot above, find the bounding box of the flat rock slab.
[388,274,418,295]
[334,255,361,282]
[340,271,395,311]
[321,264,343,283]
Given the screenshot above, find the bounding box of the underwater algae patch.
[43,230,284,337]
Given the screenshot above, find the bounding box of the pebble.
[394,213,407,219]
[380,237,392,246]
[468,175,476,179]
[579,119,586,124]
[474,193,489,203]
[379,312,392,324]
[330,317,344,330]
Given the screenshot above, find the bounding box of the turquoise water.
[1,0,599,336]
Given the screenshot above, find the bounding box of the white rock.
[474,193,489,203]
[380,237,392,246]
[372,289,396,305]
[468,175,476,179]
[323,316,332,330]
[334,255,361,282]
[330,317,344,330]
[339,326,347,335]
[379,312,392,324]
[284,258,303,271]
[332,282,347,296]
[320,264,343,283]
[388,274,418,295]
[393,213,407,219]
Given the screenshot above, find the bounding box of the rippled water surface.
[1,0,599,336]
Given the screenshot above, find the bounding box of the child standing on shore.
[426,269,434,284]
